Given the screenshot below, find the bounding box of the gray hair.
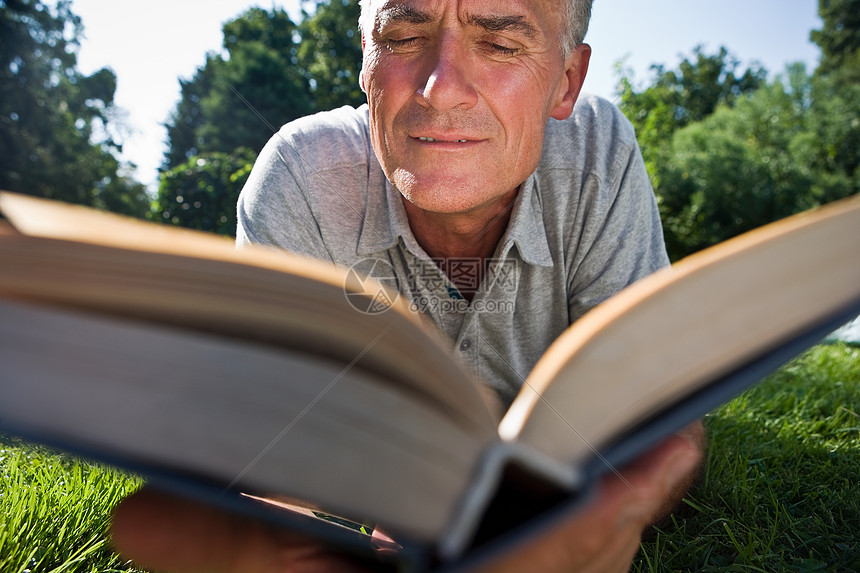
[359,0,593,58]
[564,0,593,56]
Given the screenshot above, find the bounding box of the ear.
[550,43,591,121]
[359,32,368,93]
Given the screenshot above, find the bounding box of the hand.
[472,428,703,573]
[111,430,702,573]
[110,489,374,573]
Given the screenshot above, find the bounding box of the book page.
[500,197,860,465]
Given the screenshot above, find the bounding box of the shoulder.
[267,104,373,171]
[532,93,664,268]
[237,105,381,256]
[244,104,378,218]
[539,93,639,174]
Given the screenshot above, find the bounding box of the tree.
[617,47,766,188]
[806,0,860,190]
[658,75,814,258]
[0,0,149,215]
[810,0,860,82]
[163,7,314,171]
[163,1,365,172]
[297,0,365,112]
[162,55,218,170]
[154,149,256,235]
[158,1,365,234]
[620,46,765,127]
[795,75,860,204]
[157,6,316,234]
[615,28,860,260]
[657,63,857,260]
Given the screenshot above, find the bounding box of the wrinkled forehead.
[360,0,567,35]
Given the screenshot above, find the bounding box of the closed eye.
[386,37,424,51]
[483,42,519,56]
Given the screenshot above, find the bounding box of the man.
[111,0,704,570]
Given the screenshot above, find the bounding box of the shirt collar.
[497,173,554,267]
[356,175,414,257]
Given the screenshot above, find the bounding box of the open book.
[1,191,859,571]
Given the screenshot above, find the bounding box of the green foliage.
[158,1,364,234]
[0,0,150,216]
[162,0,364,173]
[659,73,816,257]
[619,45,766,126]
[0,436,144,572]
[635,344,860,572]
[619,34,860,259]
[618,46,766,185]
[798,73,860,199]
[297,0,365,112]
[162,56,217,171]
[163,7,313,170]
[154,148,255,236]
[810,0,860,83]
[660,65,859,259]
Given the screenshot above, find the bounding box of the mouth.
[418,137,469,143]
[416,136,470,143]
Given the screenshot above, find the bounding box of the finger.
[574,524,643,573]
[111,487,366,573]
[605,432,703,526]
[471,434,702,573]
[370,527,403,555]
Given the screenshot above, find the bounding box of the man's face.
[360,0,589,215]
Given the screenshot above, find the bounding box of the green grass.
[1,343,857,572]
[635,343,860,572]
[0,438,143,573]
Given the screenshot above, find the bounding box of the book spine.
[438,441,584,560]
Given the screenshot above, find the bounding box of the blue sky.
[71,0,822,189]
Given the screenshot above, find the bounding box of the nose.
[415,36,478,111]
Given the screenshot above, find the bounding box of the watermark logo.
[344,258,400,315]
[344,257,521,316]
[408,296,515,315]
[406,258,520,315]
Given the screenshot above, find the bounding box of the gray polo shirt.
[237,94,668,406]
